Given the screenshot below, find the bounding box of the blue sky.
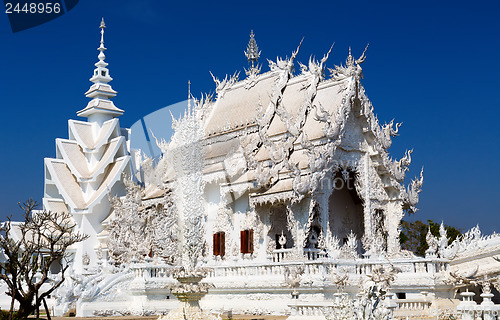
[0,0,499,233]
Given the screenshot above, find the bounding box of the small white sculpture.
[425,228,438,257]
[82,252,90,266]
[283,265,305,299]
[279,231,287,249]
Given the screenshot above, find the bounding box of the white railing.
[457,307,500,320]
[304,248,325,261]
[126,257,450,293]
[206,258,449,279]
[273,248,293,262]
[272,248,326,262]
[289,301,332,317]
[457,290,500,320]
[393,299,433,319]
[288,298,397,319]
[289,298,447,319]
[126,252,449,280]
[129,262,177,279]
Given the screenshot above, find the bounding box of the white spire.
[98,18,106,60]
[77,18,123,120]
[90,18,112,85]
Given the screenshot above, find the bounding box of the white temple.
[5,21,500,319]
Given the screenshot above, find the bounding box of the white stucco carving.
[36,26,500,319]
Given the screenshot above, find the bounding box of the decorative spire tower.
[244,30,260,68]
[77,18,123,124]
[43,19,131,275]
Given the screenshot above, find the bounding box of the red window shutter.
[240,230,254,254]
[240,230,247,253]
[213,233,220,256]
[220,232,225,256]
[248,229,254,253]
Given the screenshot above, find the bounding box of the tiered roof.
[44,19,130,219]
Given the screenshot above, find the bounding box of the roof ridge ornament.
[244,30,262,89]
[356,43,369,65]
[211,71,240,98]
[329,44,369,81]
[244,30,261,68]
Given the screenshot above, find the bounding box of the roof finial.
[187,80,191,114]
[346,46,354,67]
[78,18,123,119]
[88,18,112,85]
[244,30,261,68]
[98,18,106,61]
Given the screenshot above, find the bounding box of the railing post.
[426,260,436,274]
[481,288,495,320]
[457,290,476,320]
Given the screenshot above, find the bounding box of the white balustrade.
[129,263,177,280]
[128,256,451,294]
[455,288,500,320]
[393,299,433,319]
[124,257,500,320]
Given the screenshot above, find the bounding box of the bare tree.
[0,199,88,319]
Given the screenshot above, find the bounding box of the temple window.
[213,232,225,256]
[305,203,321,249]
[240,229,254,254]
[269,205,294,249]
[328,170,364,241]
[101,70,106,76]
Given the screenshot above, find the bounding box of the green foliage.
[399,219,461,257]
[0,310,25,320]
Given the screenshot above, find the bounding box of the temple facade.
[3,22,498,318]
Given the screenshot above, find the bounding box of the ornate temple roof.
[196,33,422,210]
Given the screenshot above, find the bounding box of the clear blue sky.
[0,0,498,234]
